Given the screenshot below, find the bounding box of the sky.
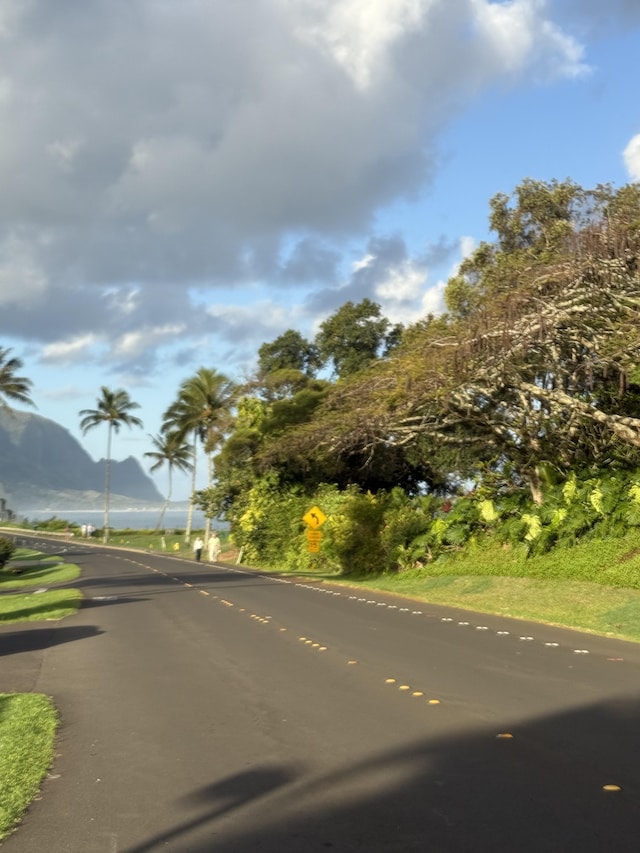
[1,0,639,501]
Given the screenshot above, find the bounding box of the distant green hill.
[0,409,162,512]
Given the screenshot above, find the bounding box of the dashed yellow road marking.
[603,784,621,792]
[496,733,513,739]
[140,562,447,710]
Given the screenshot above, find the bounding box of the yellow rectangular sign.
[307,541,320,552]
[306,529,322,542]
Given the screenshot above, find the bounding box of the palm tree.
[79,387,143,543]
[162,368,236,543]
[0,346,34,410]
[144,432,193,531]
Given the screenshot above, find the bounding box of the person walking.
[193,536,204,562]
[207,532,221,562]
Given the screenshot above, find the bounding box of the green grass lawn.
[0,589,82,624]
[322,532,640,642]
[1,549,83,621]
[0,546,80,839]
[334,574,640,641]
[1,552,81,591]
[0,693,58,840]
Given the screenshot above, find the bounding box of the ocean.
[21,509,226,531]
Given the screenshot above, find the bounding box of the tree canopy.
[245,180,640,504]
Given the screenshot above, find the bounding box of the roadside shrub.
[329,487,389,576]
[0,536,16,568]
[379,490,439,572]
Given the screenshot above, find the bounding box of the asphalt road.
[2,538,640,852]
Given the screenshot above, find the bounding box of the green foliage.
[0,345,34,410]
[30,516,77,532]
[315,298,398,378]
[219,463,640,585]
[258,329,320,381]
[0,536,15,568]
[210,179,640,583]
[328,488,390,575]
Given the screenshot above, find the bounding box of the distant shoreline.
[18,508,227,531]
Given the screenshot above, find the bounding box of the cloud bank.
[0,0,611,375]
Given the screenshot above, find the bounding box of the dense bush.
[224,467,640,579]
[0,536,16,568]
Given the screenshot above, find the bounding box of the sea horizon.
[22,508,226,531]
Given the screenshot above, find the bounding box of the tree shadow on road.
[121,694,640,853]
[0,624,104,657]
[123,764,304,853]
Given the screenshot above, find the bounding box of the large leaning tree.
[79,387,143,543]
[263,180,640,504]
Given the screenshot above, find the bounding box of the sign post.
[303,506,326,561]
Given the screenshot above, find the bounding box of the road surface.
[2,538,640,851]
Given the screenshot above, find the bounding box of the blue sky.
[1,0,639,501]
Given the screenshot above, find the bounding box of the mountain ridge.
[0,408,163,511]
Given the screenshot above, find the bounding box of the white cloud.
[471,0,588,79]
[623,134,640,181]
[293,0,429,90]
[113,324,187,360]
[0,0,607,379]
[40,334,100,364]
[0,1,589,291]
[419,279,447,316]
[206,300,304,337]
[352,253,376,273]
[375,261,428,303]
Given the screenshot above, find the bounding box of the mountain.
[0,408,163,511]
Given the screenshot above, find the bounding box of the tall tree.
[0,346,34,410]
[315,299,402,378]
[162,368,236,543]
[79,387,143,543]
[256,329,321,401]
[265,181,640,504]
[144,432,193,531]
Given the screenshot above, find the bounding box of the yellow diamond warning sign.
[303,506,327,529]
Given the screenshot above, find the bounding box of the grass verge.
[0,589,82,624]
[333,574,640,641]
[321,532,640,642]
[1,552,81,591]
[0,693,58,840]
